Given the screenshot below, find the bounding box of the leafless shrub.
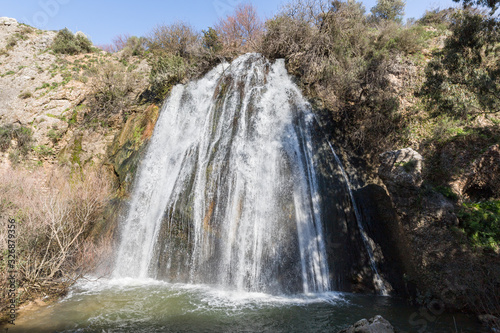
[0,166,112,299]
[86,61,140,121]
[280,0,331,26]
[214,3,264,53]
[148,22,200,58]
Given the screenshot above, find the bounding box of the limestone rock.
[0,17,18,26]
[338,315,395,333]
[379,148,423,190]
[464,144,500,199]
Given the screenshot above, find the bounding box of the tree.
[51,28,93,55]
[148,22,200,58]
[453,0,500,13]
[214,3,264,51]
[370,0,406,23]
[202,27,222,52]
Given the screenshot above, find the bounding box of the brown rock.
[379,148,423,190]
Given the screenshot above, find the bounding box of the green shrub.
[122,36,147,57]
[0,125,14,151]
[421,9,499,119]
[370,0,406,23]
[14,126,33,155]
[418,8,455,27]
[33,144,54,157]
[458,200,500,249]
[435,185,459,201]
[18,91,32,99]
[48,128,64,144]
[51,28,93,55]
[1,70,16,77]
[373,21,425,54]
[149,54,188,101]
[0,125,33,155]
[202,27,222,53]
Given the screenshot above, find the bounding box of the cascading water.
[10,53,484,333]
[8,54,486,333]
[113,54,330,294]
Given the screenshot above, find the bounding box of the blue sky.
[1,0,460,45]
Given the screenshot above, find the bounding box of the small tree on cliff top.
[370,0,406,23]
[214,3,264,52]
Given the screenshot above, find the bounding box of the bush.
[214,3,264,53]
[421,9,499,119]
[87,62,139,121]
[0,167,112,312]
[100,34,147,57]
[458,200,500,249]
[51,28,93,55]
[121,36,147,57]
[202,27,222,53]
[149,54,188,101]
[147,22,199,58]
[370,0,406,23]
[0,125,33,154]
[18,91,33,99]
[373,20,426,54]
[418,7,455,27]
[261,0,408,150]
[260,14,314,59]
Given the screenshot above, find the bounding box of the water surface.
[9,278,484,333]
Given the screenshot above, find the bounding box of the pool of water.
[8,278,485,333]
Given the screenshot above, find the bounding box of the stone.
[379,148,423,190]
[338,315,395,333]
[0,17,18,26]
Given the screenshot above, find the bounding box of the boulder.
[338,315,395,333]
[379,148,423,190]
[0,17,18,26]
[378,148,423,211]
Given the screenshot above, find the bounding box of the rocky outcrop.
[379,148,423,191]
[0,21,151,173]
[0,17,18,26]
[379,147,458,226]
[464,144,500,200]
[338,315,395,333]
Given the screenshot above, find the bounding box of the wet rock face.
[338,315,395,333]
[464,144,500,200]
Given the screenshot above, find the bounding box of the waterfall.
[113,54,330,294]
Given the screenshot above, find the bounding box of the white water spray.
[113,54,330,294]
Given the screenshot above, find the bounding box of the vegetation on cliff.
[0,0,499,325]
